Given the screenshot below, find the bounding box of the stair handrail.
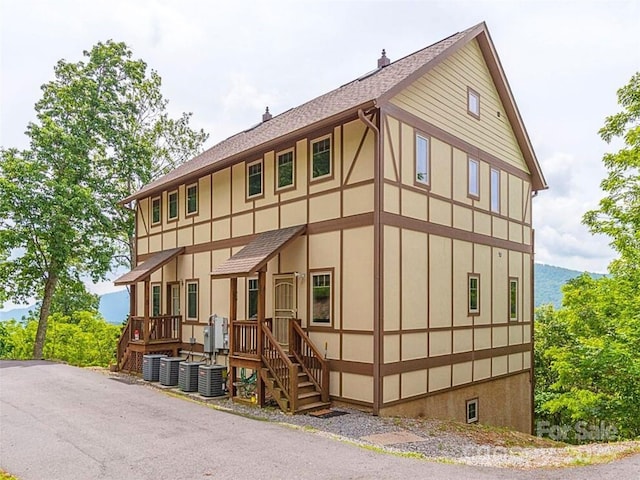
[262,324,298,412]
[116,317,131,370]
[290,321,329,403]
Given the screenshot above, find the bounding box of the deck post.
[257,269,266,407]
[129,284,136,320]
[143,280,150,343]
[229,277,237,397]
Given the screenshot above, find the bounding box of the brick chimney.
[262,107,272,122]
[377,49,390,68]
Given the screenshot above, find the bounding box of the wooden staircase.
[260,321,330,414]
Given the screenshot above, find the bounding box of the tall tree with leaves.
[584,72,640,274]
[0,41,207,358]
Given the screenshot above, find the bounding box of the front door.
[170,283,181,316]
[273,275,296,346]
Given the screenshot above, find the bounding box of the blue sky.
[1,0,639,305]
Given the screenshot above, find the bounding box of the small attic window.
[468,88,480,119]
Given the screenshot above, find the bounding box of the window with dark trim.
[151,284,161,317]
[247,160,263,198]
[415,134,429,185]
[468,275,480,315]
[311,136,331,179]
[186,184,198,215]
[247,278,258,319]
[276,150,295,190]
[468,158,479,198]
[509,278,519,321]
[466,398,479,423]
[491,168,500,213]
[468,88,480,118]
[186,281,198,320]
[311,272,331,325]
[151,197,161,225]
[168,191,178,220]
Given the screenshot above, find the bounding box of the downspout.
[358,107,382,415]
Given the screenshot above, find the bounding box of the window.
[468,275,480,314]
[490,168,500,213]
[311,272,332,325]
[186,281,198,320]
[186,184,198,215]
[151,197,161,225]
[276,150,295,190]
[247,278,258,319]
[415,134,429,185]
[468,88,480,118]
[466,398,479,423]
[509,278,519,321]
[168,191,178,220]
[311,136,331,179]
[468,158,479,197]
[151,284,161,317]
[247,160,263,198]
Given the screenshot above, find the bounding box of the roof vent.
[377,49,390,68]
[262,106,272,122]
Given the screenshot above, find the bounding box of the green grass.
[0,470,19,480]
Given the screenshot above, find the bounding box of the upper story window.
[311,136,331,180]
[490,168,500,213]
[468,275,480,315]
[468,87,480,119]
[415,134,430,186]
[509,278,519,321]
[468,158,479,198]
[311,271,332,326]
[276,150,295,190]
[247,159,263,198]
[168,191,178,221]
[151,197,161,225]
[186,280,198,321]
[186,183,198,215]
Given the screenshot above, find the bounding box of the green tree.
[584,72,640,274]
[0,41,207,359]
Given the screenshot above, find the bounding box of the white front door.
[273,275,296,346]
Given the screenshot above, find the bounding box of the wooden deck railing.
[262,324,298,412]
[130,315,181,342]
[290,320,329,403]
[232,320,259,358]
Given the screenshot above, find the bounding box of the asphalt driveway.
[1,360,638,480]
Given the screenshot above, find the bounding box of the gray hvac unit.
[142,354,167,382]
[198,365,226,397]
[159,357,183,386]
[178,361,202,392]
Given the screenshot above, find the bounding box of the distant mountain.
[0,290,129,325]
[0,264,603,322]
[534,263,604,308]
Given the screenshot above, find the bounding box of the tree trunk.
[33,272,58,359]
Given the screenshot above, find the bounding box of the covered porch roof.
[114,247,185,285]
[210,225,306,279]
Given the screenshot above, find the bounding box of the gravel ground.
[107,369,640,470]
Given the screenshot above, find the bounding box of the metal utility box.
[159,357,183,386]
[198,365,226,397]
[178,361,202,392]
[142,354,167,382]
[203,326,215,354]
[213,315,229,351]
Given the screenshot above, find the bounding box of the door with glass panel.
[273,275,296,346]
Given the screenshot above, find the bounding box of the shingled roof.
[123,22,545,203]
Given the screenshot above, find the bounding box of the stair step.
[297,391,322,406]
[297,381,316,394]
[296,401,331,414]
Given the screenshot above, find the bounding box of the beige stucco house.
[115,22,547,433]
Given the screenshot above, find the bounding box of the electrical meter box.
[204,315,229,353]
